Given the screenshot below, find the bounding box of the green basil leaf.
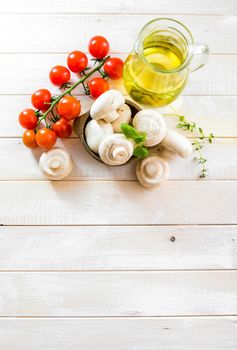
[121,123,137,138]
[133,145,149,159]
[121,123,146,144]
[133,133,146,144]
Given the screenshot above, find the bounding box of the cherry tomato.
[36,128,57,149]
[31,89,51,111]
[57,96,81,120]
[67,51,88,73]
[22,129,38,148]
[88,36,109,59]
[49,65,71,86]
[19,108,38,129]
[52,118,72,138]
[89,77,110,98]
[104,57,124,80]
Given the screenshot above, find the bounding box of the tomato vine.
[37,56,110,126]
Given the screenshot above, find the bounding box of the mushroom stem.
[136,154,169,188]
[39,148,73,180]
[90,90,125,123]
[112,146,126,160]
[104,110,119,123]
[99,134,134,166]
[48,157,61,169]
[145,162,160,177]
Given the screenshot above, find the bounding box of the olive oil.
[123,31,189,107]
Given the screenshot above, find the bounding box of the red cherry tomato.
[31,89,51,111]
[104,57,124,80]
[57,96,81,120]
[52,118,72,138]
[67,51,88,73]
[49,65,71,86]
[89,77,110,98]
[88,36,109,59]
[36,128,57,149]
[19,108,38,129]
[22,129,38,148]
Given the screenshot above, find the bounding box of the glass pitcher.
[123,18,209,107]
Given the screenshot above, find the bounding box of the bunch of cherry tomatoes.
[19,36,124,150]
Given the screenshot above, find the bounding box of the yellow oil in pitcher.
[123,31,189,107]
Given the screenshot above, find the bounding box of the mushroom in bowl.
[73,90,141,164]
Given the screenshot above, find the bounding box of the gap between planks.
[0,269,236,272]
[0,180,236,183]
[0,13,232,16]
[2,223,237,227]
[0,270,236,273]
[0,179,235,182]
[0,315,237,318]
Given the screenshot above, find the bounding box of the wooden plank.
[1,0,236,15]
[0,54,236,96]
[1,181,236,225]
[0,138,136,181]
[0,225,236,270]
[0,317,237,349]
[0,271,237,316]
[1,15,236,53]
[3,94,237,137]
[160,95,237,137]
[0,138,236,181]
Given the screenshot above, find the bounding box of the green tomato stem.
[38,56,110,125]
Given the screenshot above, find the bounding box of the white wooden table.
[0,0,237,348]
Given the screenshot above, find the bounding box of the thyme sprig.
[163,111,214,178]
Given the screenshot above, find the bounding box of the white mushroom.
[99,134,134,166]
[111,104,132,132]
[133,109,166,147]
[85,119,114,154]
[136,154,169,188]
[156,144,177,160]
[90,89,125,123]
[161,129,192,158]
[39,147,73,180]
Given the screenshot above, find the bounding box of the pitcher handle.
[190,43,209,72]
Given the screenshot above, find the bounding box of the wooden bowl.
[73,99,142,163]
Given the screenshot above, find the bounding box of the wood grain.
[1,0,236,15]
[1,15,237,53]
[0,0,236,347]
[3,94,237,137]
[0,271,237,316]
[1,181,237,225]
[0,138,236,181]
[0,54,236,96]
[0,225,236,270]
[0,317,237,349]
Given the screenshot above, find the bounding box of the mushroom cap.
[85,119,114,154]
[39,147,73,180]
[112,103,132,133]
[90,89,125,123]
[136,154,169,188]
[161,129,192,158]
[133,109,166,147]
[99,133,134,166]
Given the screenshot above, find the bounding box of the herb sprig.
[164,113,214,178]
[121,123,149,159]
